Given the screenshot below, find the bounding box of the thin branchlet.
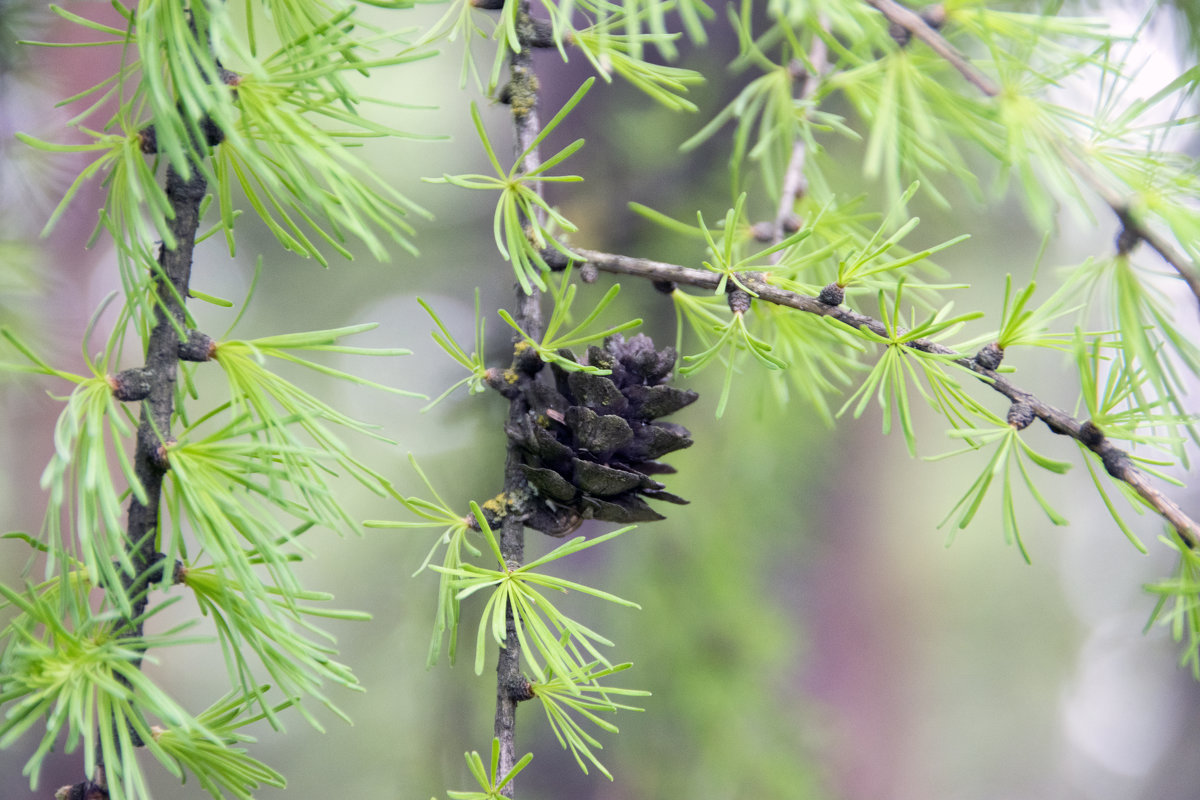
[769,27,829,250]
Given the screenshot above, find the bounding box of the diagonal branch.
[864,0,999,96]
[862,0,1200,305]
[560,245,1200,547]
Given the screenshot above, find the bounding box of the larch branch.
[494,4,544,795]
[566,245,1200,547]
[770,30,827,250]
[862,0,1200,305]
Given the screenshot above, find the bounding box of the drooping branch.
[863,0,1200,305]
[557,246,1200,547]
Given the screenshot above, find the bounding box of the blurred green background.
[4,1,1200,798]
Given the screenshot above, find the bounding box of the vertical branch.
[770,27,828,248]
[124,161,205,628]
[495,2,543,794]
[87,159,205,795]
[121,8,225,661]
[507,4,545,340]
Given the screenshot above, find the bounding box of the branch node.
[1100,446,1127,479]
[1115,210,1142,256]
[108,368,153,402]
[138,126,158,155]
[540,247,572,271]
[888,21,912,47]
[503,59,540,117]
[178,329,217,362]
[505,673,535,703]
[580,262,599,283]
[817,282,844,306]
[920,3,947,29]
[485,367,523,399]
[974,342,1004,371]
[199,115,226,148]
[153,439,175,470]
[512,341,544,376]
[1078,420,1105,448]
[476,493,511,531]
[138,113,226,156]
[727,286,752,315]
[526,17,556,48]
[750,221,774,242]
[165,163,209,204]
[57,782,108,800]
[1006,401,1035,430]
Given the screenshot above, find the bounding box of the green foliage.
[182,565,366,728]
[212,36,434,265]
[833,44,995,207]
[0,313,404,796]
[1072,332,1189,550]
[151,689,287,800]
[37,364,135,571]
[498,271,642,373]
[571,21,703,111]
[531,661,648,779]
[934,417,1073,562]
[1073,331,1192,454]
[418,291,490,410]
[682,2,855,197]
[444,738,532,800]
[762,305,863,426]
[675,290,788,418]
[364,455,481,666]
[1146,534,1200,679]
[0,578,199,800]
[990,274,1078,352]
[832,183,969,288]
[1066,254,1200,437]
[209,324,416,497]
[832,283,984,456]
[696,192,814,295]
[3,1,425,775]
[19,0,430,283]
[435,504,640,684]
[428,80,594,294]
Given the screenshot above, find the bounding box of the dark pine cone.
[507,333,698,536]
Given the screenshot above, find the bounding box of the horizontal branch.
[862,0,1200,306]
[563,245,1200,548]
